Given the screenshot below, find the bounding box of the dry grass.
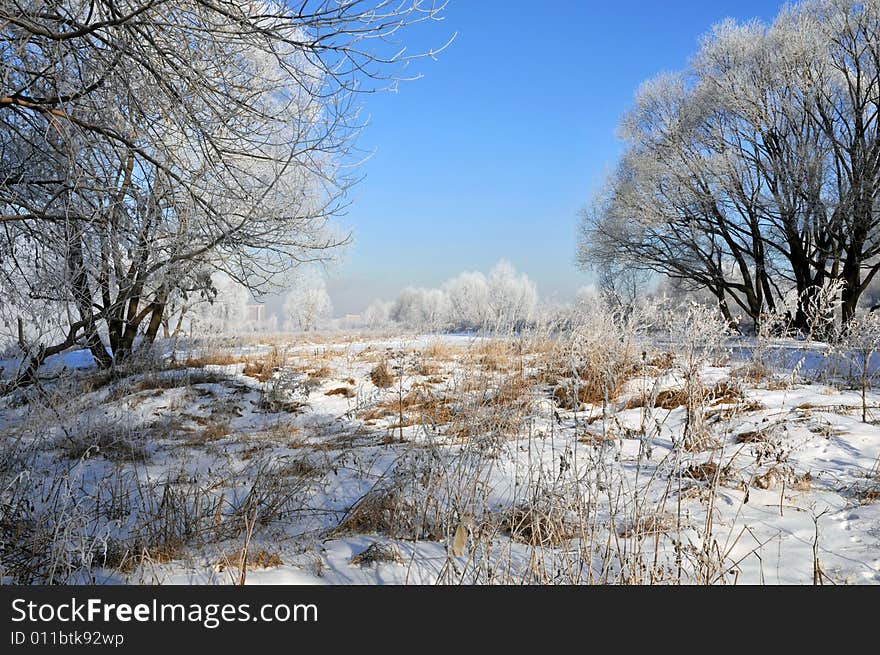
[856,487,880,505]
[465,340,520,373]
[553,381,602,409]
[683,431,721,453]
[308,366,332,380]
[730,362,771,383]
[499,505,574,546]
[421,341,461,362]
[553,363,641,409]
[325,386,356,398]
[256,397,307,414]
[653,388,691,410]
[442,374,534,441]
[708,380,743,405]
[735,427,771,444]
[216,547,283,572]
[106,370,227,400]
[579,430,618,447]
[624,379,743,412]
[333,486,433,539]
[683,461,729,483]
[705,400,766,421]
[264,420,302,442]
[242,347,287,383]
[276,457,320,477]
[619,513,679,539]
[12,325,863,585]
[360,386,455,428]
[369,362,395,388]
[350,542,404,566]
[647,352,675,369]
[58,424,152,462]
[415,360,441,376]
[753,467,782,490]
[110,543,184,574]
[791,472,813,492]
[305,347,346,363]
[183,352,246,368]
[185,418,231,445]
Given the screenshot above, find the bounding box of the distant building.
[247,304,265,323]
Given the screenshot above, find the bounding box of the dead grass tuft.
[553,372,630,409]
[416,361,441,377]
[705,400,766,421]
[59,424,151,462]
[445,375,533,441]
[105,370,227,401]
[189,419,231,444]
[791,472,813,492]
[350,542,404,566]
[325,386,356,398]
[647,352,675,369]
[183,352,246,368]
[109,543,183,573]
[654,388,691,409]
[369,362,395,389]
[421,341,460,362]
[334,487,417,538]
[753,467,782,490]
[243,347,287,383]
[619,513,679,539]
[683,431,721,453]
[579,429,618,447]
[730,362,771,383]
[626,379,742,412]
[735,427,770,444]
[216,548,283,572]
[856,486,880,505]
[683,461,729,482]
[499,505,574,546]
[308,366,332,380]
[360,386,455,428]
[708,380,743,405]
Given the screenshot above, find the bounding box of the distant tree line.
[365,261,540,332]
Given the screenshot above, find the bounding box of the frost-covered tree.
[283,272,333,332]
[390,287,450,330]
[486,261,538,331]
[189,275,252,336]
[443,271,490,330]
[364,300,393,329]
[579,1,880,334]
[0,0,449,388]
[383,261,539,333]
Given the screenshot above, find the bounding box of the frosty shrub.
[390,288,450,331]
[665,302,731,450]
[563,295,660,410]
[283,271,333,332]
[833,312,880,423]
[363,300,393,329]
[485,261,538,332]
[802,280,844,342]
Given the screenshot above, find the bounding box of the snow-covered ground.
[1,333,879,585]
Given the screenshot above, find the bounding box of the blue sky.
[326,0,785,315]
